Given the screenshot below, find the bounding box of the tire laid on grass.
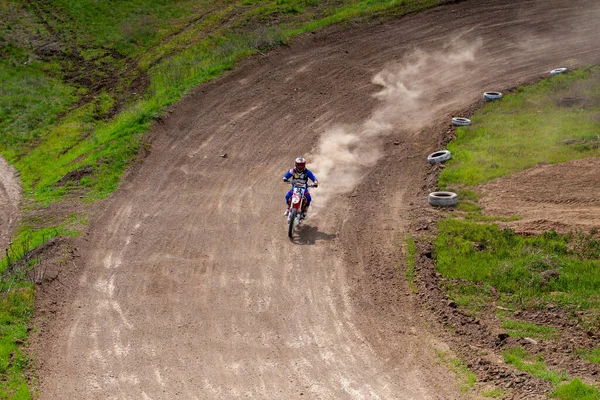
[428,192,458,207]
[550,67,568,76]
[427,150,451,164]
[451,117,471,126]
[483,91,503,101]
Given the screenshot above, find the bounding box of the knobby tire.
[288,209,297,238]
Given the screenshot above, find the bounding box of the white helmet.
[294,156,306,172]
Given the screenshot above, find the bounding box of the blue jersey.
[284,168,317,184]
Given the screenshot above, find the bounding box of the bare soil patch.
[479,158,600,235]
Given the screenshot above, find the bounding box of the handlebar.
[283,180,317,188]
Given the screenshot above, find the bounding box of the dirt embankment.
[32,0,600,399]
[0,157,21,253]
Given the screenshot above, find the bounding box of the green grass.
[0,287,33,400]
[440,67,600,187]
[500,318,558,340]
[47,0,203,56]
[503,347,568,385]
[576,347,600,364]
[0,225,79,274]
[551,378,600,400]
[442,281,493,316]
[0,60,77,159]
[482,388,507,398]
[503,348,600,398]
[405,236,417,293]
[436,350,477,392]
[435,219,600,323]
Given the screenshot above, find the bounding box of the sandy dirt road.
[36,0,600,398]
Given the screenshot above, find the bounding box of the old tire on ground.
[428,192,458,207]
[483,91,503,101]
[427,150,451,164]
[550,67,568,76]
[451,117,471,126]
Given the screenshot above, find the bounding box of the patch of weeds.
[550,378,600,400]
[456,189,479,202]
[575,347,600,364]
[482,388,507,398]
[435,219,600,327]
[0,227,65,273]
[503,347,568,385]
[405,236,417,293]
[0,286,34,400]
[571,231,600,260]
[436,350,477,392]
[0,60,77,158]
[464,213,521,223]
[442,281,492,316]
[455,201,481,213]
[500,318,558,340]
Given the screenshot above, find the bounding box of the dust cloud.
[309,41,481,212]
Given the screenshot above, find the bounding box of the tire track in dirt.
[35,0,600,398]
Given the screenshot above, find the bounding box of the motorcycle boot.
[300,204,309,220]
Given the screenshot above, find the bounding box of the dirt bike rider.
[283,156,318,219]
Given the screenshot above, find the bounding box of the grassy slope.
[1,0,444,397]
[433,67,600,397]
[440,68,600,187]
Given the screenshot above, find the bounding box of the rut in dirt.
[33,0,600,398]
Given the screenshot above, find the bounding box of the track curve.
[37,0,600,398]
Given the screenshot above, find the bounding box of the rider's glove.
[283,178,290,183]
[313,181,319,188]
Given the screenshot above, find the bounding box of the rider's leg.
[302,192,312,218]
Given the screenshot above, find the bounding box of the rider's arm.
[306,170,318,186]
[283,169,293,181]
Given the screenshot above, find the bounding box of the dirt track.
[35,0,600,398]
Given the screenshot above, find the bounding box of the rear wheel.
[288,209,297,238]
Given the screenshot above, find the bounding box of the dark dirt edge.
[408,79,600,398]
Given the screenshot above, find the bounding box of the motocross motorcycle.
[285,180,316,238]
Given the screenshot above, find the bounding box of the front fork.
[288,197,304,224]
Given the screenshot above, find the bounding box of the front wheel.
[288,209,297,238]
